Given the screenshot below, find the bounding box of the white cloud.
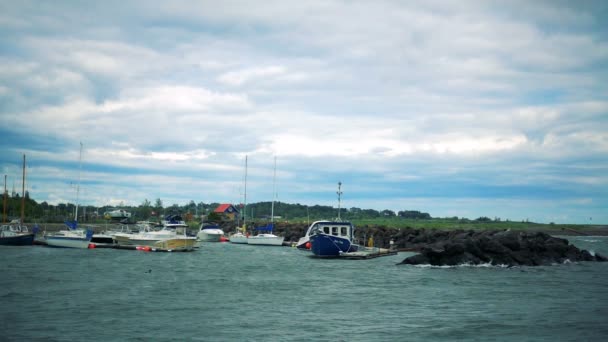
[1,1,607,223]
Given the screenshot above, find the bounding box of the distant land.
[3,194,606,236]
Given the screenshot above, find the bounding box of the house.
[214,204,240,221]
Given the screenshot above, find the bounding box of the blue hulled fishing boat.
[309,221,359,257]
[308,182,360,257]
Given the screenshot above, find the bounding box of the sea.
[1,236,608,341]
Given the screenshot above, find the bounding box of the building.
[214,204,239,222]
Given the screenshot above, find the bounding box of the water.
[2,236,608,341]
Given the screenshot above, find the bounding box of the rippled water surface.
[2,236,608,341]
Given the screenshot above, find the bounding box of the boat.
[229,228,249,244]
[0,156,38,246]
[45,221,94,248]
[296,220,357,250]
[103,208,132,221]
[247,223,284,246]
[308,182,360,257]
[44,143,94,249]
[308,221,359,257]
[90,224,134,245]
[196,223,225,242]
[0,224,37,246]
[230,156,249,244]
[247,157,284,246]
[114,214,196,250]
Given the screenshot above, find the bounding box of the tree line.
[1,191,434,224]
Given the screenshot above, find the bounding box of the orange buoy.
[305,242,311,249]
[88,243,96,249]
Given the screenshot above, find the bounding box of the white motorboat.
[114,214,195,248]
[103,208,132,220]
[197,223,225,242]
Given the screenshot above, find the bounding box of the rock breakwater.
[397,229,607,266]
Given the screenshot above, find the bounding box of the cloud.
[0,1,607,223]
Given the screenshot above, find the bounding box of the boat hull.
[310,234,358,257]
[197,231,223,242]
[0,233,35,246]
[153,238,196,251]
[45,236,92,249]
[296,236,311,250]
[247,235,284,246]
[90,234,115,245]
[229,232,248,244]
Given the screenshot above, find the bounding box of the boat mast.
[74,142,82,222]
[337,181,343,220]
[243,155,248,231]
[271,156,276,224]
[21,154,25,225]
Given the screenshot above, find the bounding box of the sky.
[1,1,607,224]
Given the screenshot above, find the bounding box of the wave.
[411,259,585,268]
[412,262,511,269]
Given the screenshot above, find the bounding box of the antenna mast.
[21,154,25,225]
[337,181,343,220]
[271,156,276,224]
[3,175,7,224]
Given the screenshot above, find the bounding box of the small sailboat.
[44,143,94,249]
[230,156,249,244]
[0,156,38,246]
[247,157,284,246]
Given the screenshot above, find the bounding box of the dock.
[339,247,398,259]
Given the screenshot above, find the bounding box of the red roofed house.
[214,204,239,222]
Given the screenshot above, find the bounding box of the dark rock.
[595,253,608,262]
[399,254,429,265]
[399,228,604,267]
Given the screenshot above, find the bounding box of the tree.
[381,210,395,217]
[398,210,431,219]
[154,198,163,216]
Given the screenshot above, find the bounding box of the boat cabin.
[308,221,354,240]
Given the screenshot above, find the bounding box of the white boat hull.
[229,233,248,244]
[197,230,224,242]
[46,237,91,249]
[247,234,284,246]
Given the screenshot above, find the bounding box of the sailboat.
[45,143,94,248]
[247,156,284,246]
[0,155,38,246]
[230,156,249,244]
